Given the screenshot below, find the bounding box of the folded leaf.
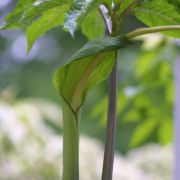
[69,36,131,61]
[53,35,132,113]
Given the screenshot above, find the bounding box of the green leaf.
[53,35,132,113]
[26,5,69,52]
[63,0,97,36]
[0,0,36,29]
[130,118,158,147]
[133,0,180,37]
[167,0,180,12]
[69,35,131,60]
[0,0,72,29]
[113,0,119,4]
[81,9,105,39]
[158,119,173,145]
[119,0,133,14]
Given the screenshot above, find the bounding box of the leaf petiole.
[126,25,180,39]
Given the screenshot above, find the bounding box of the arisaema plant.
[1,0,180,179]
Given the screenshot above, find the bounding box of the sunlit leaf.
[26,5,69,52]
[81,9,105,39]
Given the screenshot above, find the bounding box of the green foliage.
[0,0,72,52]
[26,5,69,52]
[158,119,173,145]
[0,0,37,29]
[130,118,158,147]
[0,2,180,180]
[63,0,97,36]
[1,0,180,175]
[167,0,180,11]
[81,9,105,39]
[1,0,71,29]
[2,0,180,52]
[119,0,133,14]
[133,0,180,37]
[90,39,175,149]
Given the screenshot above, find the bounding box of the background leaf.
[158,119,173,145]
[167,0,180,12]
[130,118,158,147]
[133,0,180,37]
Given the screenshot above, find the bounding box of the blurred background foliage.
[0,0,177,156]
[0,0,179,179]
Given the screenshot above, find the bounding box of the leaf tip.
[26,31,34,55]
[26,40,32,55]
[26,47,31,55]
[63,22,76,38]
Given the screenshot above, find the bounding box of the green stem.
[126,25,180,39]
[62,101,80,180]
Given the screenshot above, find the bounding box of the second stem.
[99,4,118,180]
[102,57,118,180]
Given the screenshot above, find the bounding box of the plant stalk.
[102,57,118,180]
[99,4,118,180]
[62,101,80,180]
[126,25,180,39]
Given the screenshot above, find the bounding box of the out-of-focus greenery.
[90,35,178,153]
[0,0,178,159]
[0,97,173,180]
[0,97,62,180]
[0,1,178,179]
